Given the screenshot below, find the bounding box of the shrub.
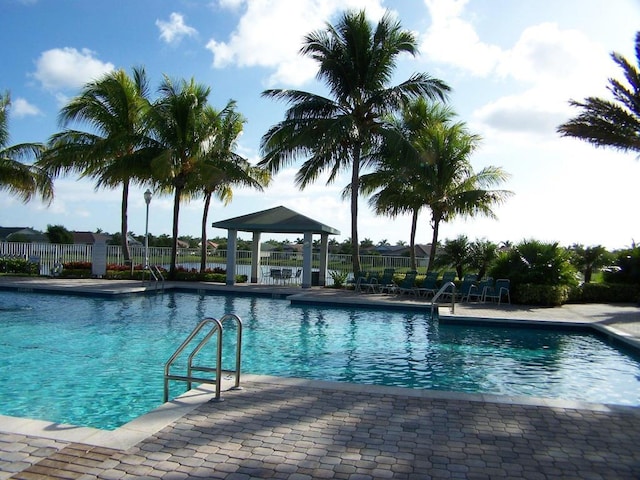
[603,245,640,284]
[515,284,571,306]
[0,257,38,275]
[329,270,349,288]
[569,282,640,303]
[489,240,579,305]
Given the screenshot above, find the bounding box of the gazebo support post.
[302,231,313,288]
[319,233,329,286]
[251,232,261,284]
[226,229,238,286]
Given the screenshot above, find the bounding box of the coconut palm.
[191,102,270,272]
[0,92,53,204]
[360,100,512,272]
[38,68,150,261]
[557,31,640,154]
[259,10,450,276]
[144,76,219,279]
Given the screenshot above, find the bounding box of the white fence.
[0,242,422,278]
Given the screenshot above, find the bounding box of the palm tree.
[259,10,450,276]
[361,100,512,272]
[434,235,472,280]
[38,68,150,261]
[144,76,217,279]
[0,92,53,204]
[191,102,270,272]
[557,31,640,154]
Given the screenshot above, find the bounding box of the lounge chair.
[483,278,511,304]
[375,268,396,293]
[440,271,457,285]
[415,271,438,298]
[396,271,418,295]
[468,277,493,302]
[356,272,378,293]
[456,274,478,302]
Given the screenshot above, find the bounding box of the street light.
[144,189,152,271]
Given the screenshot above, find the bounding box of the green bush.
[489,240,578,305]
[329,270,349,288]
[515,284,571,306]
[0,257,39,275]
[603,245,640,284]
[569,282,640,303]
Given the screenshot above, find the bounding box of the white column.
[251,232,261,284]
[301,231,313,288]
[226,229,238,286]
[319,233,329,286]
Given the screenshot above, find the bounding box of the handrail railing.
[164,318,223,402]
[430,281,456,316]
[163,314,243,403]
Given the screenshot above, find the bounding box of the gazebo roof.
[212,205,340,235]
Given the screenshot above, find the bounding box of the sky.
[1,0,640,250]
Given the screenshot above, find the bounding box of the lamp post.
[144,189,152,271]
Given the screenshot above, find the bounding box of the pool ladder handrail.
[430,281,456,316]
[148,265,165,291]
[163,313,243,403]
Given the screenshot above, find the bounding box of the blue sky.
[2,0,640,249]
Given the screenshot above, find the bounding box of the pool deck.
[1,277,640,479]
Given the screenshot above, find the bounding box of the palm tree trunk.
[350,145,361,277]
[200,192,212,273]
[169,187,182,280]
[409,209,418,271]
[427,216,441,272]
[121,181,131,262]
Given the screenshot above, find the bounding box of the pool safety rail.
[163,314,243,402]
[148,265,165,291]
[430,281,456,316]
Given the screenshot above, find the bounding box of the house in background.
[0,227,49,243]
[72,231,112,245]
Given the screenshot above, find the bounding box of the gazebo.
[211,206,340,288]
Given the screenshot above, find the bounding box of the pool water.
[1,290,639,430]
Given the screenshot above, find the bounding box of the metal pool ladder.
[163,314,243,402]
[149,265,165,292]
[430,281,456,316]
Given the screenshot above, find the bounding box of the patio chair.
[396,271,418,295]
[456,274,478,302]
[483,278,511,304]
[415,271,438,298]
[281,268,293,284]
[467,277,493,302]
[270,268,283,284]
[440,271,457,285]
[357,272,379,293]
[375,268,396,293]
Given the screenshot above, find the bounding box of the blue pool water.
[1,290,639,430]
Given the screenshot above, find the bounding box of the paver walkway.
[1,278,640,479]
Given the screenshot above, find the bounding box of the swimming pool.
[1,289,639,430]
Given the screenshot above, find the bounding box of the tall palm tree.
[38,68,150,260]
[191,102,270,272]
[557,31,640,153]
[144,76,216,279]
[361,100,512,272]
[259,10,450,276]
[0,92,53,204]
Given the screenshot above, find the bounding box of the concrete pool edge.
[1,373,637,451]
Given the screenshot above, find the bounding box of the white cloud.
[11,98,42,118]
[32,47,114,92]
[206,0,387,87]
[156,12,198,45]
[421,0,502,76]
[420,1,619,137]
